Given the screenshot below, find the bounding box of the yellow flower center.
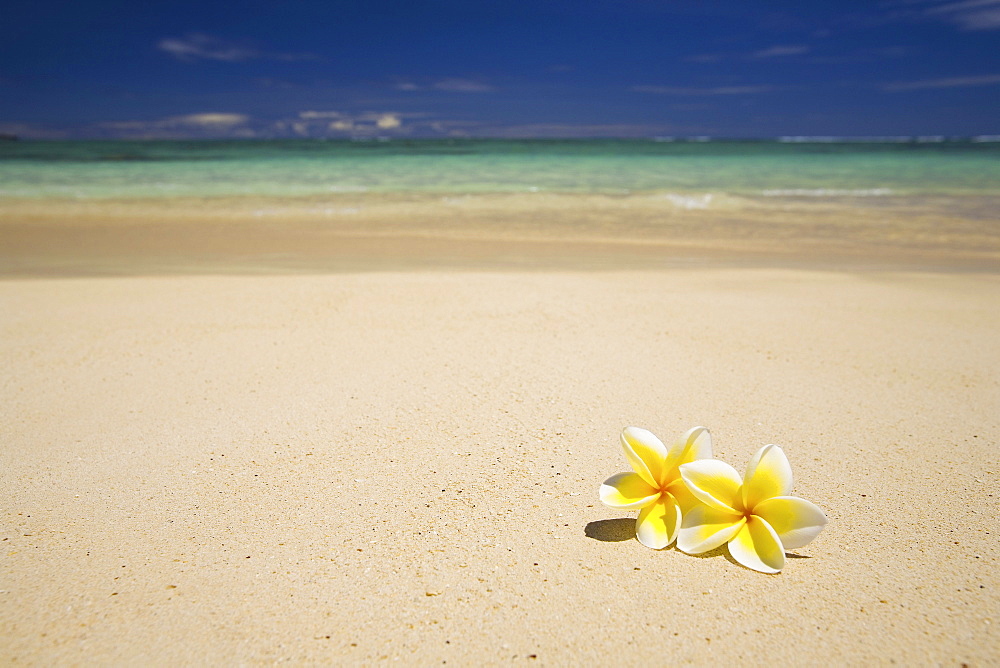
[732,490,751,518]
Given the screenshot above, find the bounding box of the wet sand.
[2,192,998,274]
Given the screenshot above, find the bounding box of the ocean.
[1,139,998,200]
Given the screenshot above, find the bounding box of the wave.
[652,193,715,209]
[760,188,894,197]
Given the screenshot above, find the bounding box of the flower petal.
[666,478,701,516]
[742,444,793,510]
[635,493,681,549]
[753,496,828,550]
[599,472,660,509]
[678,459,743,512]
[669,425,713,466]
[676,504,745,554]
[621,427,669,487]
[728,515,786,574]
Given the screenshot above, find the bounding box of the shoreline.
[3,234,999,277]
[2,192,999,276]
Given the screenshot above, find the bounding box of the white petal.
[621,427,668,488]
[728,515,785,574]
[599,472,660,509]
[743,444,793,510]
[679,459,743,512]
[668,425,713,466]
[635,494,681,549]
[677,504,745,554]
[753,496,828,549]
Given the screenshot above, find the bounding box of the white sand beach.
[2,264,997,663]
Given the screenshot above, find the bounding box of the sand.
[1,196,998,663]
[2,192,999,274]
[1,268,997,665]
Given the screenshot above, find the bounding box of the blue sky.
[1,0,999,138]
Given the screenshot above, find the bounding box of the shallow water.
[2,139,998,199]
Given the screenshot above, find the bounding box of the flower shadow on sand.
[585,519,735,551]
[584,518,636,542]
[584,520,735,562]
[687,545,813,568]
[585,519,812,567]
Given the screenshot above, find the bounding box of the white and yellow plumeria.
[677,444,827,573]
[599,426,713,549]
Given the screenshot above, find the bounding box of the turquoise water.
[1,139,998,199]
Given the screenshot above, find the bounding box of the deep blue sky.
[2,0,999,138]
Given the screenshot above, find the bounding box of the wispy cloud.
[684,45,809,63]
[374,113,402,129]
[283,114,679,139]
[883,73,1000,90]
[886,0,1000,30]
[297,111,346,120]
[176,113,249,126]
[88,113,255,139]
[925,0,1000,30]
[433,78,494,92]
[97,113,254,138]
[287,110,414,136]
[87,109,418,139]
[0,115,711,140]
[158,34,255,62]
[670,103,713,112]
[684,53,725,64]
[632,85,776,96]
[805,46,911,64]
[104,113,250,128]
[157,33,318,63]
[394,78,495,92]
[469,123,683,139]
[752,44,810,59]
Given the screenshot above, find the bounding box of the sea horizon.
[3,134,1000,143]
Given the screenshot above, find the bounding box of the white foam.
[778,136,913,143]
[253,206,361,216]
[653,193,715,209]
[326,184,368,193]
[760,188,893,197]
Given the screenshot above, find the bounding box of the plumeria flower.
[599,426,713,549]
[677,444,827,573]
